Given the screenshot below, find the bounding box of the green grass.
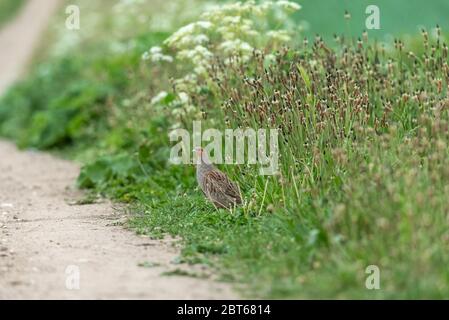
[1,0,449,299]
[0,0,24,27]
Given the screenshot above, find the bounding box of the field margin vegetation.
[1,0,449,298]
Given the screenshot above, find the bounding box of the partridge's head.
[194,147,204,156]
[193,147,211,165]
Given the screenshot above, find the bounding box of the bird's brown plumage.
[195,148,242,209]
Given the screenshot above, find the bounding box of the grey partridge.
[195,147,242,209]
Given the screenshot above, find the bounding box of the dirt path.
[0,141,234,299]
[0,1,235,299]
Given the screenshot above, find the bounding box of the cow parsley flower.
[220,39,253,55]
[150,46,162,54]
[267,30,292,42]
[142,46,173,62]
[192,34,209,44]
[178,92,189,104]
[147,0,301,111]
[164,21,213,47]
[150,91,168,105]
[276,0,302,12]
[152,53,174,62]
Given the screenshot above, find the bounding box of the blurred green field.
[294,0,449,40]
[0,0,24,26]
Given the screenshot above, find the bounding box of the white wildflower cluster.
[113,0,149,31]
[142,46,173,62]
[160,0,301,75]
[276,0,302,12]
[147,0,301,122]
[164,21,213,47]
[173,74,198,92]
[150,91,168,105]
[266,30,292,42]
